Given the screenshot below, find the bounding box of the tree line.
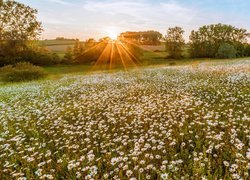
[0,0,250,67]
[58,24,250,62]
[165,24,250,59]
[119,31,163,45]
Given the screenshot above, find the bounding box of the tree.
[0,0,43,65]
[99,36,111,42]
[0,0,42,41]
[141,31,163,45]
[216,43,236,59]
[73,39,85,58]
[120,31,163,45]
[85,38,96,49]
[244,44,250,56]
[189,24,248,58]
[64,47,73,63]
[165,27,185,59]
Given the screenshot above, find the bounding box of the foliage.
[0,62,47,82]
[63,46,74,64]
[189,23,248,58]
[0,1,48,66]
[216,43,237,59]
[85,38,97,49]
[55,37,76,41]
[63,40,85,64]
[120,31,163,45]
[165,27,185,59]
[244,44,250,56]
[0,0,42,41]
[73,39,85,58]
[0,45,61,66]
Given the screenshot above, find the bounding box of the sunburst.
[106,27,119,40]
[75,32,142,71]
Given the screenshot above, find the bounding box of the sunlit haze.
[105,27,119,40]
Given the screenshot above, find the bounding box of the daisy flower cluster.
[0,60,249,179]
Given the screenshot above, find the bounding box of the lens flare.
[106,27,119,40]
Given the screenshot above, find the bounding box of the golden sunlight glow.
[105,27,119,40]
[86,39,140,71]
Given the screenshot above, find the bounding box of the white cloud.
[47,0,72,6]
[21,0,248,40]
[80,0,196,39]
[83,0,195,24]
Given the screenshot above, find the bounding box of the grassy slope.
[44,65,91,75]
[0,60,249,179]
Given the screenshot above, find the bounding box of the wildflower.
[161,173,168,180]
[126,170,133,177]
[223,161,229,167]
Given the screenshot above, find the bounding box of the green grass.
[44,64,91,75]
[142,50,250,66]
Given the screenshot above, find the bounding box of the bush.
[0,44,62,67]
[244,44,250,56]
[0,62,47,82]
[169,62,177,66]
[18,49,62,66]
[216,43,237,59]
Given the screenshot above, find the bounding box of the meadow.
[0,59,249,179]
[39,40,76,58]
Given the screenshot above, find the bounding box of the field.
[39,40,76,58]
[0,59,249,179]
[39,40,76,47]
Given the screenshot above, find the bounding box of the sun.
[106,27,119,40]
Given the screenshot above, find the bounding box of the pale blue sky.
[18,0,250,40]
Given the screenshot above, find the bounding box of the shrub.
[0,44,62,67]
[169,62,176,66]
[244,44,250,56]
[216,43,237,59]
[0,62,47,82]
[19,49,62,66]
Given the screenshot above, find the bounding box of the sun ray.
[83,41,105,54]
[119,41,141,65]
[122,39,166,58]
[116,42,138,68]
[109,42,114,71]
[85,39,142,71]
[116,43,127,71]
[92,42,111,70]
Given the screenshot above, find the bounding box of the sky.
[18,0,250,41]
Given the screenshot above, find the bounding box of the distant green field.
[46,44,73,51]
[38,40,77,57]
[39,40,76,46]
